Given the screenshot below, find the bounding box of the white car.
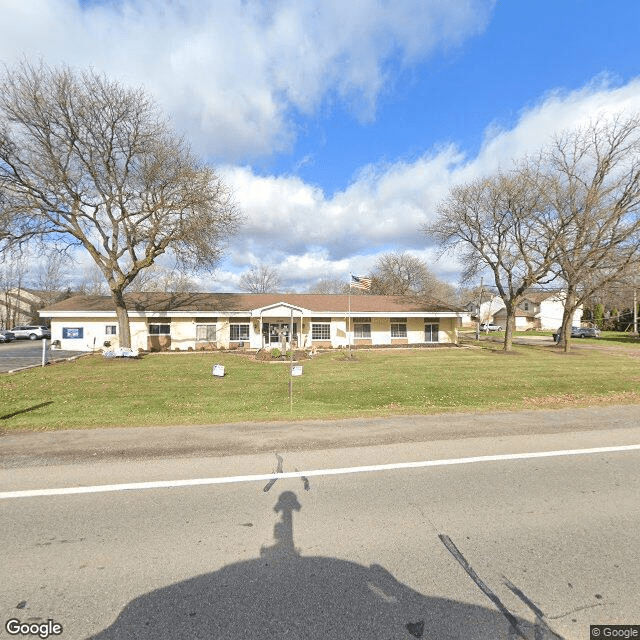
[9,325,52,340]
[480,323,502,332]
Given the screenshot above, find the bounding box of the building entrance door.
[262,322,297,347]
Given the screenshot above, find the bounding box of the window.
[149,324,170,335]
[354,321,371,338]
[524,302,529,311]
[311,323,331,340]
[424,323,439,343]
[105,325,117,335]
[196,324,217,341]
[62,327,83,339]
[230,323,250,341]
[391,318,407,338]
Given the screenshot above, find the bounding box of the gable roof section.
[41,292,462,316]
[521,290,564,304]
[484,289,565,305]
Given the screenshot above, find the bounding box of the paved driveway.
[0,340,86,373]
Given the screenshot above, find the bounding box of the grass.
[464,329,640,343]
[2,341,640,431]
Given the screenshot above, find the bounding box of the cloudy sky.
[2,0,640,291]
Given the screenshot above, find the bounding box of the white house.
[39,292,463,352]
[479,290,583,331]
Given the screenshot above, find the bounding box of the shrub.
[270,347,282,359]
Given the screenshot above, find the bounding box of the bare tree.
[426,165,558,351]
[0,254,26,328]
[307,275,349,294]
[366,251,458,303]
[127,265,199,293]
[76,264,109,296]
[583,269,640,331]
[368,251,429,295]
[34,252,70,306]
[0,61,241,346]
[239,263,281,293]
[542,116,640,351]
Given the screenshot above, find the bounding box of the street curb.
[5,353,88,374]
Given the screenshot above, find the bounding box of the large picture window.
[196,324,217,341]
[353,318,371,339]
[230,323,250,341]
[149,324,170,335]
[311,323,330,340]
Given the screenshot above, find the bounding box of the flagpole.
[348,274,352,357]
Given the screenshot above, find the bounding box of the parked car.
[9,325,52,340]
[0,330,16,343]
[480,323,502,332]
[576,326,601,338]
[553,326,601,341]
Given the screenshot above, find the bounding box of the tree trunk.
[111,288,132,348]
[559,287,578,354]
[503,310,516,352]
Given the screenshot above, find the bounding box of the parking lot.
[0,340,87,373]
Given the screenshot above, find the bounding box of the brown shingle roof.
[521,291,562,303]
[42,292,461,314]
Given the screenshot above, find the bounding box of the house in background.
[0,287,49,329]
[39,292,463,352]
[479,290,582,331]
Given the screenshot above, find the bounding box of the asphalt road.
[1,410,639,640]
[0,339,86,373]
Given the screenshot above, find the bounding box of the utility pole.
[476,277,484,340]
[634,276,638,334]
[289,307,294,410]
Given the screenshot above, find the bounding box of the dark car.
[0,330,16,343]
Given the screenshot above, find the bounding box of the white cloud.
[218,77,640,289]
[0,0,494,160]
[472,76,640,176]
[4,2,640,292]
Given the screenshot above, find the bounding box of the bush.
[270,348,282,359]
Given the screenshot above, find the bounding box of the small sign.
[62,327,83,339]
[212,364,225,377]
[291,365,303,377]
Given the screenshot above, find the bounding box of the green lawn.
[1,343,639,431]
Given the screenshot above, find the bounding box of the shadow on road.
[87,491,553,640]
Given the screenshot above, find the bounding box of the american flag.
[350,275,372,290]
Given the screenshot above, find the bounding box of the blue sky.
[2,0,640,291]
[271,0,640,196]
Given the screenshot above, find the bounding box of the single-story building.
[39,292,463,352]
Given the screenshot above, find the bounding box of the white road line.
[2,443,639,500]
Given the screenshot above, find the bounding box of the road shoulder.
[1,404,639,468]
